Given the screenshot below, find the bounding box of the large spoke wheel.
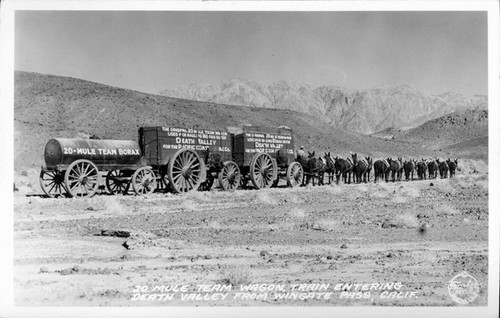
[250,153,277,189]
[218,161,241,191]
[168,149,206,193]
[286,162,304,187]
[39,170,66,198]
[105,170,131,195]
[131,167,157,195]
[64,159,99,198]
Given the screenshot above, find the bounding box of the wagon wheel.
[218,161,241,191]
[250,153,277,189]
[105,170,130,195]
[39,170,66,198]
[168,148,206,193]
[131,167,157,195]
[64,159,99,198]
[199,177,214,191]
[286,162,304,187]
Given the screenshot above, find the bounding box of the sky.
[15,10,488,96]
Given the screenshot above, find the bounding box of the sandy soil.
[13,169,488,307]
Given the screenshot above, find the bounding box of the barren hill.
[393,109,488,150]
[14,71,444,170]
[159,80,487,134]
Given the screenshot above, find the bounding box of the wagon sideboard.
[139,126,232,166]
[232,126,295,168]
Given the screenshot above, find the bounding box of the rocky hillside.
[15,71,442,170]
[159,80,487,134]
[393,109,488,150]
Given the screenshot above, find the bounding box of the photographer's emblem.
[448,271,480,304]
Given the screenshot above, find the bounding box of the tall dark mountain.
[159,80,487,134]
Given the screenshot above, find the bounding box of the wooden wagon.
[139,126,238,193]
[232,125,303,189]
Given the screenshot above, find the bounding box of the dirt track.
[13,170,488,306]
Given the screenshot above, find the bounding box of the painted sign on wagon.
[159,126,231,152]
[243,131,294,154]
[139,126,232,166]
[232,126,295,167]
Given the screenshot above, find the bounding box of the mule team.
[297,152,459,186]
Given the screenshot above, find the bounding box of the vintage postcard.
[1,1,498,317]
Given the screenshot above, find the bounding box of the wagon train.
[39,125,303,198]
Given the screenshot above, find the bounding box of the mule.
[447,158,458,178]
[351,153,371,183]
[403,159,416,181]
[323,152,336,184]
[437,158,449,178]
[416,159,427,180]
[373,159,389,183]
[387,158,402,182]
[351,153,360,183]
[304,151,326,186]
[396,157,404,181]
[364,156,373,183]
[334,156,353,184]
[427,160,438,179]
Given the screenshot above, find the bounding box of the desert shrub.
[180,199,197,211]
[393,213,419,228]
[268,222,294,232]
[434,180,456,195]
[287,194,304,204]
[356,185,369,193]
[186,190,211,202]
[220,266,253,286]
[435,204,459,216]
[288,207,307,219]
[207,221,221,229]
[308,219,338,231]
[325,184,343,195]
[88,196,127,214]
[255,191,277,205]
[401,187,420,198]
[371,187,390,198]
[392,195,407,204]
[474,174,488,192]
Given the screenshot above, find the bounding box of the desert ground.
[13,159,488,307]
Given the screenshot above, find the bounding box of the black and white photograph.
[1,1,499,317]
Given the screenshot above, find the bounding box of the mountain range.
[14,71,452,170]
[14,71,488,170]
[159,80,487,134]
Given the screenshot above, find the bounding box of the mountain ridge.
[159,79,487,134]
[15,70,450,170]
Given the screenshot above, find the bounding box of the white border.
[1,1,498,318]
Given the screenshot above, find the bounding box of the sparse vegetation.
[435,204,460,216]
[219,266,253,287]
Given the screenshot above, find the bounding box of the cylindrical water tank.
[44,138,141,167]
